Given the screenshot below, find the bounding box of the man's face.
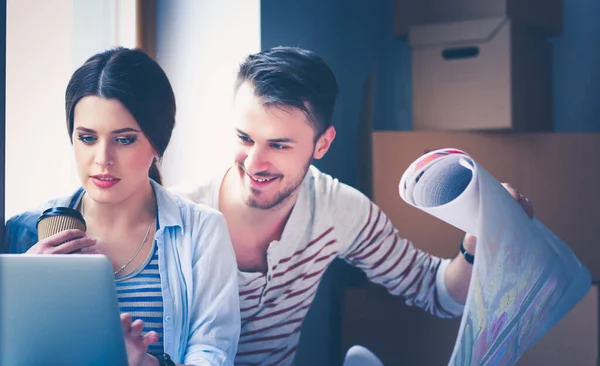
[231,83,334,210]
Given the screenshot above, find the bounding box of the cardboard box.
[394,0,563,37]
[410,17,552,131]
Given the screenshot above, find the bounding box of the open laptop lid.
[0,254,127,366]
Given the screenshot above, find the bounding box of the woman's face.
[72,96,157,205]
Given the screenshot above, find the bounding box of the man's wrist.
[459,238,475,265]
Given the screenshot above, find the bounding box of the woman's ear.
[313,126,336,160]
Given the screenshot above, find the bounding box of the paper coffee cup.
[36,207,87,240]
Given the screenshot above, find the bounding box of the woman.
[4,47,240,366]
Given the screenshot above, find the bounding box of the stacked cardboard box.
[394,0,563,131]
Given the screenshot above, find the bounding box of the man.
[172,46,533,365]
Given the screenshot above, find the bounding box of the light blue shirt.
[3,180,241,365]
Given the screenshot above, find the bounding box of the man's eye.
[271,143,288,150]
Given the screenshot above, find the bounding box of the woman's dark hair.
[65,47,176,185]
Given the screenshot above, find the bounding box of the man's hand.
[502,182,534,218]
[120,313,160,366]
[463,183,534,254]
[26,229,100,255]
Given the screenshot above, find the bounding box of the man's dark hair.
[235,46,339,137]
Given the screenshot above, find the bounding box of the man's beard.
[243,159,312,210]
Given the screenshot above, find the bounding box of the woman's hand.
[26,229,99,254]
[120,313,160,366]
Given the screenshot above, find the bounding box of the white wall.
[72,0,116,67]
[155,0,261,187]
[6,0,77,219]
[5,0,120,218]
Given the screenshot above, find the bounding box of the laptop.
[0,254,128,366]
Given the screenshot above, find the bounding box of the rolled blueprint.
[399,148,591,366]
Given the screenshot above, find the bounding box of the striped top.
[115,241,164,355]
[171,165,464,365]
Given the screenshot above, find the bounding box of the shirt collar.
[150,179,184,232]
[61,179,184,232]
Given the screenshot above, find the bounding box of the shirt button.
[164,315,172,323]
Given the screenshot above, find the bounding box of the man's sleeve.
[336,186,464,318]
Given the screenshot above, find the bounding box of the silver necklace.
[113,215,155,276]
[81,197,156,276]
